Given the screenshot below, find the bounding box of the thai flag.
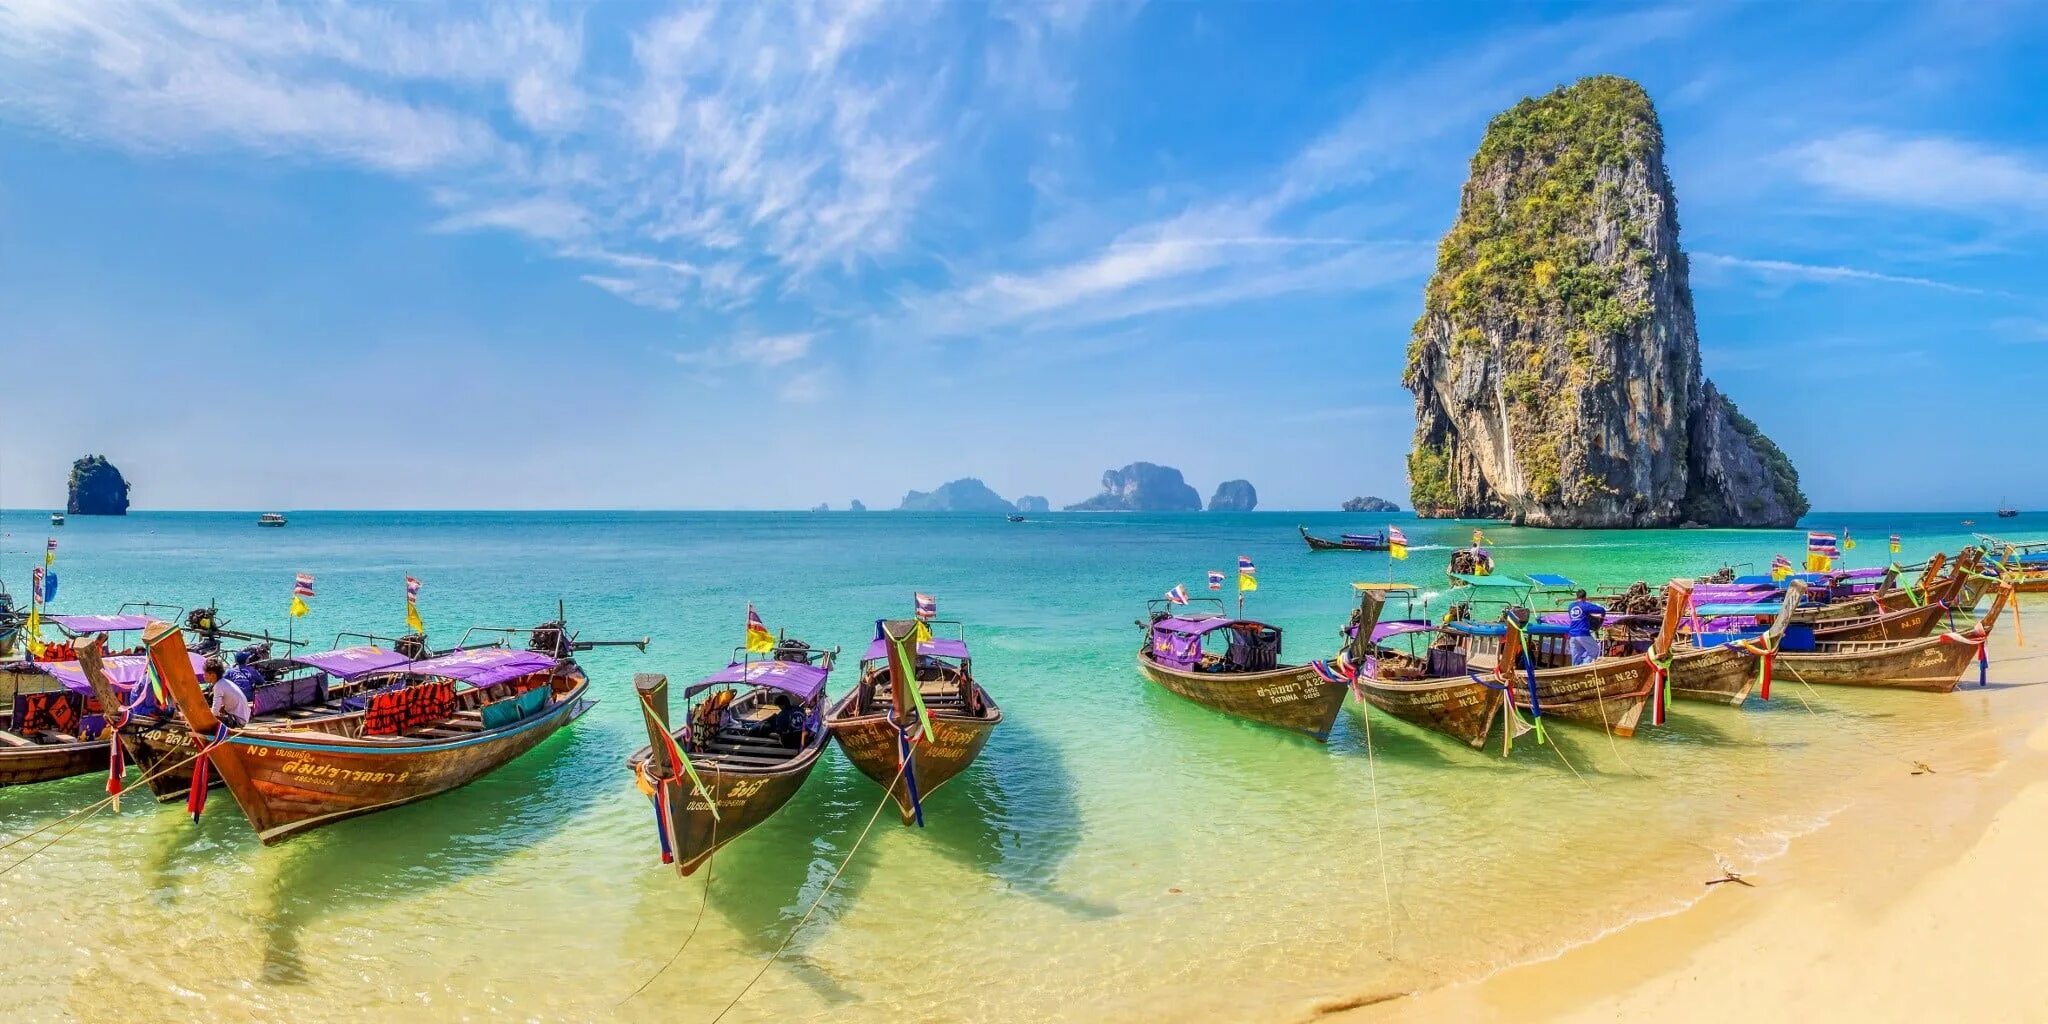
[914,592,937,620]
[31,566,43,592]
[1388,526,1408,545]
[1237,555,1256,576]
[1807,532,1839,556]
[45,538,56,554]
[1207,570,1225,590]
[405,576,422,601]
[1165,584,1189,605]
[293,573,316,598]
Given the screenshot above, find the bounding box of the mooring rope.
[618,764,723,1006]
[705,741,921,1023]
[1355,700,1395,942]
[0,748,202,875]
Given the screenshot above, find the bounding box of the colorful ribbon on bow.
[186,722,231,823]
[1732,634,1779,701]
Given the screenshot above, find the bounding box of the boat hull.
[0,734,106,787]
[213,683,590,844]
[1135,650,1348,741]
[629,739,824,876]
[1300,526,1386,552]
[1779,637,1985,692]
[1810,601,1947,643]
[1500,657,1654,737]
[1666,641,1763,705]
[828,689,1000,824]
[1351,674,1500,748]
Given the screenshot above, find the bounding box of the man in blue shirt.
[1565,589,1607,665]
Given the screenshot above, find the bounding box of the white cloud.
[672,331,819,370]
[435,197,590,242]
[1695,252,1992,295]
[1789,131,2048,218]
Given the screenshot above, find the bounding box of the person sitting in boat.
[226,648,268,699]
[1565,590,1607,665]
[203,657,252,728]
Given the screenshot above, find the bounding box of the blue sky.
[1,1,2043,512]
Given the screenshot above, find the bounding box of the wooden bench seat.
[0,730,35,747]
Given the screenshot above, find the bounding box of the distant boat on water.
[1997,498,2019,519]
[1006,514,1026,522]
[258,512,288,527]
[48,513,63,527]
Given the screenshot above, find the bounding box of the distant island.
[1343,496,1400,513]
[1014,495,1050,514]
[897,478,1019,513]
[1403,75,1803,528]
[1207,480,1257,511]
[1066,462,1201,511]
[848,499,867,512]
[68,455,130,515]
[810,502,831,512]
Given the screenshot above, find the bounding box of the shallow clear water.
[0,510,2031,1021]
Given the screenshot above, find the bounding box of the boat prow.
[826,618,1000,824]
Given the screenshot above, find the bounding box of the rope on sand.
[1356,701,1395,943]
[0,749,201,875]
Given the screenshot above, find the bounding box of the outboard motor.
[395,633,430,660]
[527,621,571,659]
[772,637,815,664]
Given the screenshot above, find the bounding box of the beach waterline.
[0,510,2026,1021]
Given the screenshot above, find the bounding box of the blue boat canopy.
[1526,573,1576,588]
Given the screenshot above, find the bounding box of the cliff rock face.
[1065,463,1202,511]
[1207,480,1258,511]
[1342,496,1401,513]
[897,478,1015,512]
[1403,76,1805,528]
[1014,495,1051,514]
[848,499,868,512]
[67,455,130,515]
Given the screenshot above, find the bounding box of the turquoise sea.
[0,510,2035,1022]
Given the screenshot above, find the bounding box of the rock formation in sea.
[848,499,867,512]
[896,478,1016,513]
[1013,495,1051,514]
[1403,75,1805,528]
[1064,463,1202,512]
[810,503,831,512]
[1342,496,1401,513]
[67,455,130,515]
[1207,480,1258,511]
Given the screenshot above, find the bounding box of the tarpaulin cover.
[286,646,417,679]
[44,653,207,695]
[46,614,152,633]
[685,658,830,702]
[397,648,557,688]
[861,636,971,662]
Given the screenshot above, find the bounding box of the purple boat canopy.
[686,658,830,703]
[47,614,154,633]
[861,636,970,663]
[286,646,418,680]
[1148,615,1268,670]
[1150,615,1243,638]
[44,653,207,695]
[388,648,558,688]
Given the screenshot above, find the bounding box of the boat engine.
[528,621,572,658]
[395,633,430,659]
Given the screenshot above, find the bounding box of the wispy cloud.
[672,331,819,370]
[1695,252,1993,295]
[1788,131,2048,219]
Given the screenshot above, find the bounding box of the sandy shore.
[1341,625,2048,1024]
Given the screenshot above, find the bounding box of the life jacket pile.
[364,681,456,736]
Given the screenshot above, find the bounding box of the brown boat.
[1342,588,1502,749]
[1435,595,1683,737]
[827,619,1000,825]
[1794,552,1962,623]
[140,621,596,844]
[0,654,126,787]
[1135,597,1347,741]
[1776,585,2014,692]
[628,637,834,875]
[93,643,418,803]
[1299,525,1389,551]
[1808,600,1948,642]
[1663,580,1807,705]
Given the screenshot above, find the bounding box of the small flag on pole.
[1806,532,1838,572]
[745,603,774,653]
[1388,526,1408,560]
[290,573,315,618]
[1842,529,1856,552]
[1237,555,1257,592]
[914,592,937,621]
[1165,584,1190,605]
[1207,570,1225,591]
[44,537,56,566]
[1890,534,1902,555]
[405,576,425,633]
[1771,554,1793,581]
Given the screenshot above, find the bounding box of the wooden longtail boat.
[1445,597,1679,737]
[141,621,597,844]
[628,637,835,875]
[1972,537,2048,595]
[827,619,1000,824]
[1808,600,1947,642]
[1135,597,1347,740]
[1664,580,1806,705]
[1777,585,2014,692]
[1343,589,1501,748]
[93,643,418,803]
[1300,525,1388,551]
[1795,552,1964,623]
[0,656,115,786]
